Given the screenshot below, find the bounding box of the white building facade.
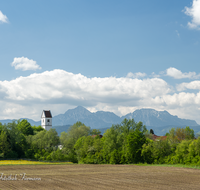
[41,110,52,131]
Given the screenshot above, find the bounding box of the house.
[152,134,167,141]
[41,110,52,131]
[150,129,167,141]
[91,134,103,138]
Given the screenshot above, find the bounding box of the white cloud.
[0,69,170,102]
[0,10,8,23]
[1,69,200,124]
[158,93,197,107]
[151,92,200,123]
[177,80,200,91]
[11,57,42,71]
[184,0,200,30]
[150,72,160,78]
[166,67,200,79]
[126,72,146,78]
[0,69,170,120]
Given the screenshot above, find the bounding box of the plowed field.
[0,164,200,190]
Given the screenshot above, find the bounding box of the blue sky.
[0,0,200,123]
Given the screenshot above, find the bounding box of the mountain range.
[0,106,199,136]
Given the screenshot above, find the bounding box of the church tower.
[41,110,52,131]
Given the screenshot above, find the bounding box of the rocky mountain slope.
[0,106,199,136]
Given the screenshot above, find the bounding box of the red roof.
[152,134,167,141]
[91,134,103,138]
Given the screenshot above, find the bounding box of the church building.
[41,110,52,131]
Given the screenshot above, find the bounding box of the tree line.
[0,118,199,165]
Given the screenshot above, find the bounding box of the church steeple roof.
[41,110,52,118]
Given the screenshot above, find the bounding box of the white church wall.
[41,110,52,131]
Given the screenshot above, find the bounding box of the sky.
[0,0,200,123]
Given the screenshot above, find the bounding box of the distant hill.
[52,106,198,129]
[121,108,198,127]
[52,106,117,129]
[96,125,200,137]
[0,106,199,136]
[0,119,13,125]
[0,118,40,126]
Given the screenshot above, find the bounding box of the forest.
[0,118,199,165]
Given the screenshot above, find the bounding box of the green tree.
[167,127,195,143]
[121,118,147,134]
[59,122,91,162]
[60,131,68,145]
[90,129,101,135]
[60,122,90,149]
[184,126,195,140]
[101,118,147,164]
[0,131,11,158]
[29,129,59,151]
[187,137,200,165]
[74,136,94,163]
[141,138,154,164]
[142,138,172,164]
[50,149,68,161]
[0,122,3,133]
[172,140,192,164]
[123,130,146,163]
[17,119,34,136]
[43,128,60,151]
[150,129,154,134]
[27,128,59,160]
[6,121,28,158]
[74,135,103,164]
[101,124,122,164]
[32,125,44,133]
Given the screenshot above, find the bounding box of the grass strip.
[0,160,73,165]
[135,163,200,169]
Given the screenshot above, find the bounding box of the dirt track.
[0,164,200,190]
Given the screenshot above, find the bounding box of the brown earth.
[0,164,200,190]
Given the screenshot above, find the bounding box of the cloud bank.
[0,69,170,103]
[184,0,200,30]
[1,68,200,124]
[0,10,8,23]
[11,57,42,71]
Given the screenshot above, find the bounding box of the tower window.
[47,119,50,122]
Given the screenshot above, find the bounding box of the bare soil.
[0,164,200,190]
